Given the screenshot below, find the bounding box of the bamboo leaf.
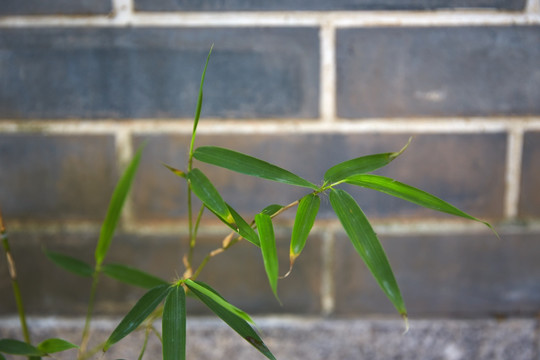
[329,189,407,317]
[37,338,78,354]
[255,214,280,302]
[289,194,320,269]
[95,145,144,266]
[163,163,186,178]
[185,280,275,360]
[227,205,260,246]
[0,352,5,360]
[345,174,497,234]
[261,204,284,217]
[44,250,93,277]
[104,284,171,351]
[188,168,234,225]
[189,45,213,156]
[0,339,43,356]
[184,280,255,324]
[102,263,169,289]
[324,138,411,184]
[193,146,318,190]
[162,285,186,360]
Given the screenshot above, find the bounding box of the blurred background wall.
[1,1,540,359]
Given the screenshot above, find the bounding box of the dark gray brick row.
[135,0,525,11]
[0,28,319,119]
[337,26,540,118]
[519,131,540,218]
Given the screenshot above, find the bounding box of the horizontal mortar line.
[0,11,539,28]
[2,118,540,135]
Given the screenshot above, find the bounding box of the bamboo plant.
[0,47,497,360]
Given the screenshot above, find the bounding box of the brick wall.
[1,1,540,323]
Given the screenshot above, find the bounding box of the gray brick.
[519,131,540,219]
[0,134,116,222]
[337,26,540,118]
[135,0,525,11]
[133,132,505,222]
[0,28,319,119]
[0,0,111,15]
[334,232,540,316]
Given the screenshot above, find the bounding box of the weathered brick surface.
[337,26,540,118]
[0,230,321,315]
[0,134,116,222]
[0,28,319,119]
[133,132,506,222]
[135,0,525,11]
[519,131,540,219]
[334,232,540,316]
[0,0,111,15]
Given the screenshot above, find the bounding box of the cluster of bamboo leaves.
[0,47,497,360]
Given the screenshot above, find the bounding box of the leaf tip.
[390,136,413,161]
[402,314,410,335]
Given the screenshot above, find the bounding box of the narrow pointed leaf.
[44,250,93,277]
[37,338,78,354]
[188,168,234,225]
[194,146,318,190]
[255,214,280,302]
[290,194,320,266]
[227,205,260,246]
[162,285,186,360]
[189,45,213,155]
[324,138,411,184]
[345,174,496,233]
[102,263,169,289]
[104,284,171,351]
[0,339,43,356]
[185,280,255,324]
[329,189,406,317]
[261,204,284,217]
[95,145,144,266]
[163,163,186,178]
[185,280,275,360]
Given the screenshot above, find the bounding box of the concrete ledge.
[0,316,538,359]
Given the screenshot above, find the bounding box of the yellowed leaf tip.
[391,136,413,160]
[402,314,410,335]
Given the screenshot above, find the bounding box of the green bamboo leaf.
[188,168,234,225]
[104,284,171,351]
[324,138,411,184]
[345,174,497,234]
[184,280,255,324]
[261,204,284,217]
[44,250,93,277]
[162,285,186,360]
[289,194,320,270]
[329,189,407,317]
[193,146,318,190]
[95,145,144,266]
[255,214,280,302]
[102,263,169,289]
[37,338,78,354]
[163,163,186,178]
[0,352,5,360]
[185,280,275,360]
[0,339,43,356]
[227,205,260,246]
[189,45,213,157]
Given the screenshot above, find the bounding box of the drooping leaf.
[184,280,254,324]
[193,146,318,190]
[289,194,320,268]
[95,145,144,266]
[329,189,407,317]
[44,250,93,277]
[0,339,43,356]
[226,205,260,247]
[104,284,171,351]
[255,214,280,302]
[185,280,275,360]
[324,138,411,184]
[345,174,497,234]
[102,263,169,289]
[261,204,284,217]
[188,168,234,225]
[162,285,186,360]
[37,338,78,354]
